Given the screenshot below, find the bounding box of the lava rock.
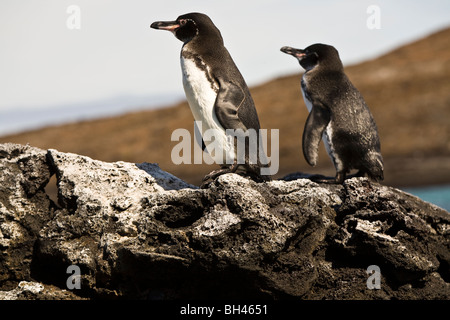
[0,143,449,299]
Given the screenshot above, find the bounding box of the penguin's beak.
[281,46,306,59]
[150,20,180,32]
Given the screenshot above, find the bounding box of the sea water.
[403,184,450,212]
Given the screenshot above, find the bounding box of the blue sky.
[1,0,449,115]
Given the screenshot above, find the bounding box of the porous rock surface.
[0,143,449,299]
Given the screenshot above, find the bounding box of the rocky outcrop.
[0,143,449,300]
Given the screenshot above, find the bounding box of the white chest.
[301,76,313,113]
[180,55,232,163]
[180,56,219,129]
[301,76,338,165]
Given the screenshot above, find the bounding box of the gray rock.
[0,280,83,300]
[0,143,449,299]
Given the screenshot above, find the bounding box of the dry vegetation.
[2,28,449,187]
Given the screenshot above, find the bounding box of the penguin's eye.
[179,19,187,26]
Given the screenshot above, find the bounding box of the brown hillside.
[2,27,450,187]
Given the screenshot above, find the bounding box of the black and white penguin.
[151,12,267,182]
[281,44,384,183]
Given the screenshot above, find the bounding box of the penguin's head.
[151,12,222,44]
[281,44,343,71]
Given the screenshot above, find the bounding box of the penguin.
[151,12,267,183]
[281,44,384,184]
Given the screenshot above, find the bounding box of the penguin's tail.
[366,151,384,182]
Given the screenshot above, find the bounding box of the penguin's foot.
[232,163,272,183]
[349,170,383,183]
[201,164,271,188]
[309,172,345,184]
[202,168,232,183]
[201,165,235,188]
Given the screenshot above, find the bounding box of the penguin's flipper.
[213,78,248,132]
[303,104,331,167]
